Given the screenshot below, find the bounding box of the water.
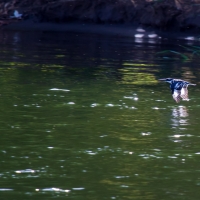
[0,30,200,200]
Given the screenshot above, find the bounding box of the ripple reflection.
[36,188,70,193]
[171,106,189,129]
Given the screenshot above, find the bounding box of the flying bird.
[10,10,23,19]
[159,78,196,103]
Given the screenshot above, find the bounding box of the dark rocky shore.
[0,0,200,38]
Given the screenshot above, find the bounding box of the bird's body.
[159,78,196,103]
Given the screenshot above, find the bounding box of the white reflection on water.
[15,169,36,173]
[72,188,85,190]
[0,188,13,191]
[123,96,138,101]
[36,188,70,193]
[50,88,70,92]
[91,103,99,107]
[171,106,189,129]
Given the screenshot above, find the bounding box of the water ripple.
[15,169,37,173]
[36,187,70,193]
[0,188,13,191]
[50,88,70,92]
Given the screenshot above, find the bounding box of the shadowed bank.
[0,0,200,38]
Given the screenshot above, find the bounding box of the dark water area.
[0,30,200,200]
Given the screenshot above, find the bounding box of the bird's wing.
[180,87,189,100]
[172,89,182,103]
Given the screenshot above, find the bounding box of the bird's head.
[159,78,173,84]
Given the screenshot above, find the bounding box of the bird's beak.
[158,78,167,81]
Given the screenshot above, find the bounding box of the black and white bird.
[159,78,196,103]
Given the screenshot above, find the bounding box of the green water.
[0,31,200,199]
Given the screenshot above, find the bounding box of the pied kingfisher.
[159,78,196,103]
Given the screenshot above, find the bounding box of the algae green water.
[0,31,200,200]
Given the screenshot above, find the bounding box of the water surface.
[0,31,200,200]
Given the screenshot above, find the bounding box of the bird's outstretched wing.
[180,87,189,101]
[172,89,182,103]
